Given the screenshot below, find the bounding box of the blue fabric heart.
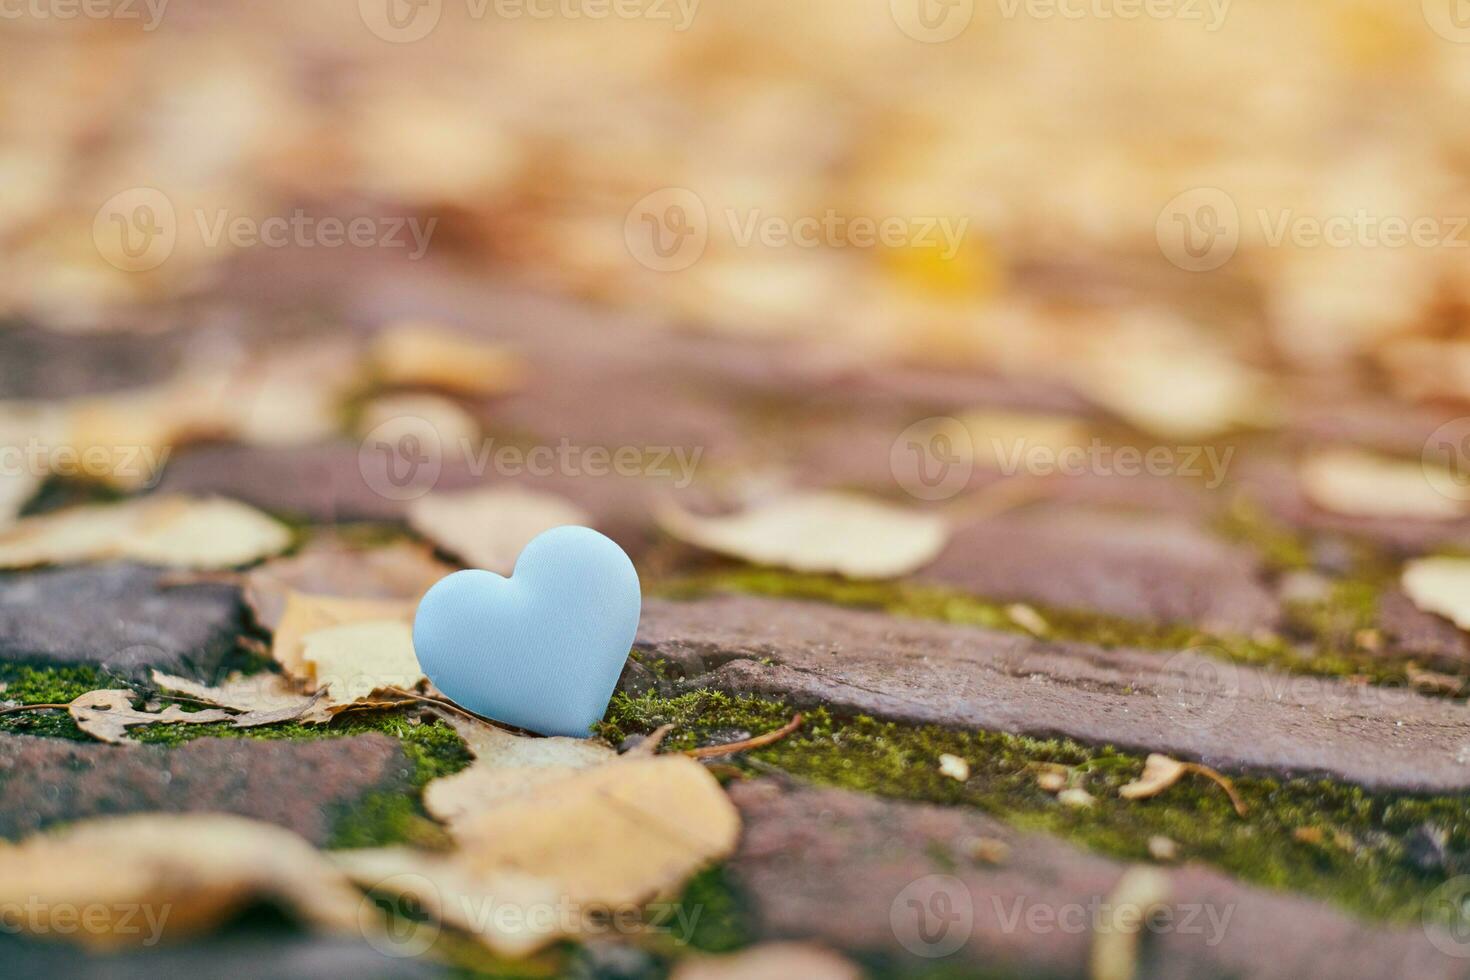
[412,525,641,737]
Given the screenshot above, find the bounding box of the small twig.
[380,687,520,732]
[1184,763,1249,818]
[627,723,675,756]
[0,703,70,716]
[685,713,803,759]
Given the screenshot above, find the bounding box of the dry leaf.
[69,688,324,743]
[1119,753,1247,817]
[938,753,970,781]
[1058,787,1095,808]
[1402,557,1470,630]
[1007,603,1049,636]
[1300,449,1465,520]
[151,669,331,724]
[1147,836,1179,862]
[1089,867,1172,980]
[356,392,480,456]
[956,410,1090,470]
[0,495,291,570]
[0,813,362,949]
[407,486,590,574]
[370,321,526,396]
[270,591,414,679]
[0,470,41,528]
[451,755,739,908]
[657,491,949,579]
[243,536,451,631]
[671,943,863,980]
[424,716,616,834]
[301,619,424,703]
[344,754,739,958]
[1118,753,1188,800]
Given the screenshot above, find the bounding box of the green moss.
[1213,496,1314,572]
[605,689,1470,926]
[329,789,452,850]
[0,664,121,740]
[660,567,1422,686]
[665,865,755,954]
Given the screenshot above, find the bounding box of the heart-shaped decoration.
[412,525,640,737]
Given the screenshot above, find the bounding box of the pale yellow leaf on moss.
[69,690,234,744]
[150,669,330,722]
[1300,449,1465,520]
[301,619,423,703]
[1118,753,1188,800]
[657,491,948,579]
[1402,557,1470,630]
[370,321,526,396]
[424,717,616,833]
[671,943,863,980]
[408,486,590,574]
[365,754,740,957]
[270,591,414,679]
[0,813,362,949]
[0,496,291,570]
[451,755,740,908]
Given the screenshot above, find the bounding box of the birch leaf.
[656,491,949,579]
[407,486,590,574]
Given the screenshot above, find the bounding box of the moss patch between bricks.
[658,566,1437,689]
[603,689,1470,928]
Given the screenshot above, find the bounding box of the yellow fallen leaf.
[1403,557,1470,630]
[407,486,590,574]
[657,491,949,579]
[270,591,414,679]
[672,943,863,980]
[0,495,291,570]
[1089,867,1172,980]
[301,619,424,703]
[1058,787,1096,808]
[938,753,970,781]
[955,410,1090,471]
[349,754,740,957]
[1300,449,1465,520]
[451,755,740,909]
[243,536,450,631]
[424,717,616,834]
[370,321,526,396]
[356,392,481,457]
[1118,753,1188,800]
[69,688,326,743]
[1118,753,1247,817]
[0,813,362,949]
[151,669,331,723]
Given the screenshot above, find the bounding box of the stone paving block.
[726,779,1470,980]
[1377,588,1470,672]
[916,507,1279,634]
[636,595,1470,791]
[0,733,412,846]
[0,563,244,679]
[0,934,448,979]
